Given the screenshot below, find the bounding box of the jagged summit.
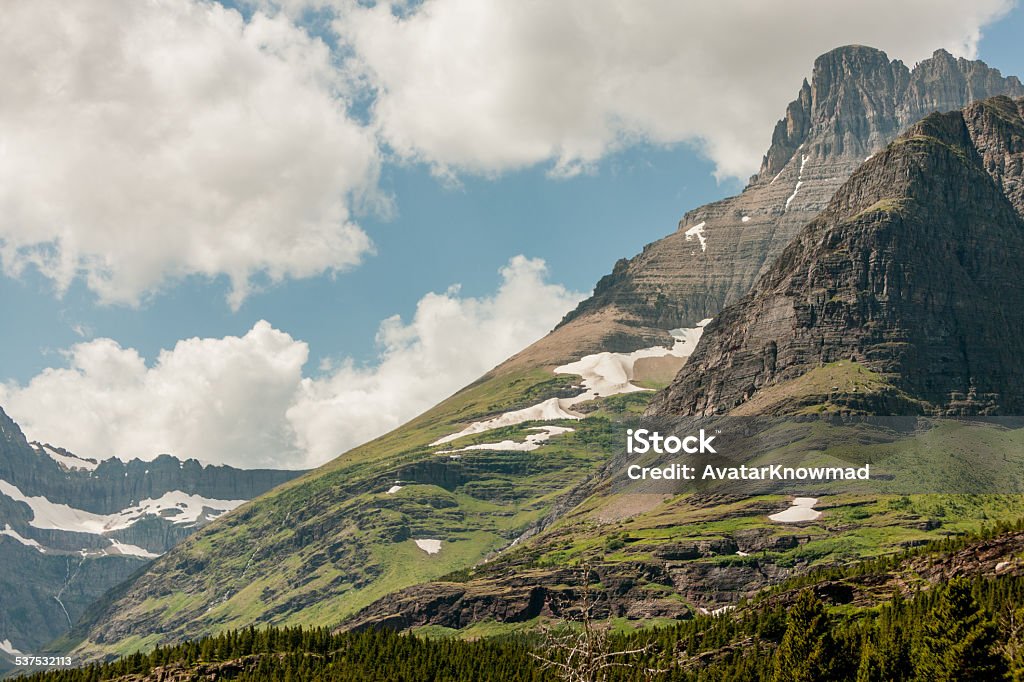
[648,96,1024,418]
[758,45,1024,180]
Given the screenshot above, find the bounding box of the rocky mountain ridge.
[0,407,302,667]
[648,96,1024,419]
[506,46,1024,372]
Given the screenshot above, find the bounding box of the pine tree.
[857,594,912,682]
[771,590,837,682]
[915,577,1007,681]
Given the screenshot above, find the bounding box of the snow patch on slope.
[113,491,247,527]
[769,497,822,523]
[785,181,803,208]
[31,442,100,472]
[107,539,160,559]
[431,398,581,446]
[683,222,707,251]
[0,639,23,656]
[1,524,45,553]
[0,480,245,534]
[785,154,809,210]
[414,539,442,555]
[444,425,575,453]
[554,319,711,404]
[0,479,122,534]
[431,320,712,447]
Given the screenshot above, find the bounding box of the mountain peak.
[0,406,28,447]
[812,43,890,71]
[526,46,1023,375]
[649,96,1024,419]
[758,46,1024,180]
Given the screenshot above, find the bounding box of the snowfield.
[107,538,160,559]
[444,425,575,453]
[769,497,822,523]
[431,320,712,448]
[683,221,708,251]
[0,480,245,534]
[414,539,442,555]
[0,639,23,656]
[431,398,580,446]
[32,443,100,472]
[113,491,247,527]
[785,154,809,210]
[554,319,711,405]
[1,523,45,553]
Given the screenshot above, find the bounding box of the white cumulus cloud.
[0,257,583,469]
[0,0,1014,305]
[335,0,1014,179]
[0,0,380,308]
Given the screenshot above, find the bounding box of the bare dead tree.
[1000,605,1024,681]
[530,563,662,682]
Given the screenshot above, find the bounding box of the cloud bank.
[0,0,1014,305]
[0,257,584,469]
[0,0,379,308]
[338,0,1014,179]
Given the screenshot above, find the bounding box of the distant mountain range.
[13,44,1024,672]
[0,407,302,670]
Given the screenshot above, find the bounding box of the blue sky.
[0,141,732,382]
[1,0,1021,468]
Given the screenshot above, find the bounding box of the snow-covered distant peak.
[112,491,247,526]
[0,479,245,534]
[31,442,100,472]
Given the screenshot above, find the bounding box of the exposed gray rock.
[648,97,1024,418]
[0,406,303,660]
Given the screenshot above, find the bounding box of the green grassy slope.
[65,368,630,659]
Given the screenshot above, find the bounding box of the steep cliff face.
[0,407,303,661]
[508,47,1024,370]
[759,47,1024,179]
[648,97,1024,419]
